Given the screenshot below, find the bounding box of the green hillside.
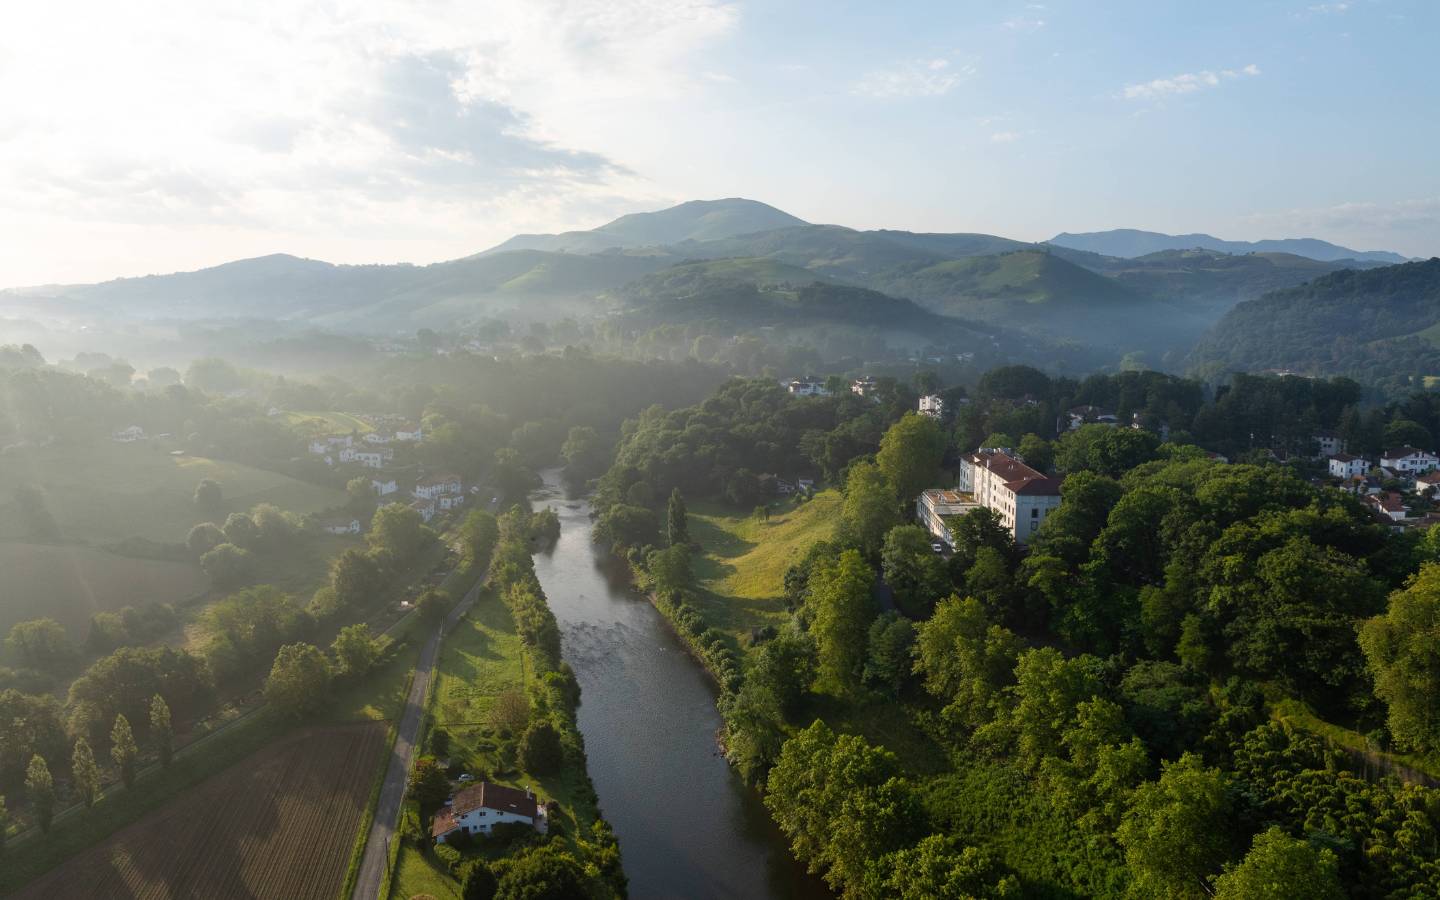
[1188,258,1440,383]
[676,224,943,277]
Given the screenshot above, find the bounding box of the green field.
[0,442,346,544]
[688,490,840,645]
[0,541,209,640]
[280,410,374,436]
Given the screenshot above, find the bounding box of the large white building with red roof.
[433,782,544,843]
[957,449,1063,543]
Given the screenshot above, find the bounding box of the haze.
[3,0,1439,288]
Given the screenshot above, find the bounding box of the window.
[1031,507,1038,518]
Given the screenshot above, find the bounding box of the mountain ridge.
[1049,227,1408,264]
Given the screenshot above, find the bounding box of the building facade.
[957,449,1063,543]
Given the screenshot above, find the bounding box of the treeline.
[595,369,1440,897]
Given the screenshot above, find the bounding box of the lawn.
[0,540,208,640]
[0,441,345,544]
[688,490,840,645]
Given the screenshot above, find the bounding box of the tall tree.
[809,550,877,698]
[110,714,137,789]
[192,478,222,514]
[4,619,72,672]
[71,737,100,807]
[264,643,332,717]
[880,525,950,617]
[25,754,54,833]
[876,413,947,503]
[149,694,173,768]
[839,461,900,557]
[1213,827,1344,900]
[667,488,690,547]
[1359,564,1440,752]
[1116,753,1232,899]
[330,624,382,678]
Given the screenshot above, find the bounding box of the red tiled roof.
[453,782,537,819]
[970,450,1062,498]
[1009,476,1063,496]
[1382,447,1432,459]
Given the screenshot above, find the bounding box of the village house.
[339,446,388,469]
[1417,471,1440,498]
[371,476,399,496]
[319,517,362,535]
[363,431,393,445]
[1313,431,1346,457]
[786,377,830,397]
[414,473,463,501]
[432,782,545,843]
[1364,491,1408,523]
[111,425,145,442]
[410,497,436,523]
[918,394,945,419]
[956,449,1063,543]
[851,376,879,398]
[1064,405,1119,431]
[395,425,424,442]
[1328,453,1370,480]
[916,488,980,547]
[309,434,353,455]
[1380,446,1440,474]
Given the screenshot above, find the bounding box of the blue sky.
[1,0,1436,286]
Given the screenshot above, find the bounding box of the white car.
[457,773,474,782]
[931,542,945,554]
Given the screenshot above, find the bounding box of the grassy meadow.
[280,410,374,436]
[0,441,345,544]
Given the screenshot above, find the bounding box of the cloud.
[1121,64,1260,102]
[1308,2,1351,13]
[852,58,975,99]
[1001,15,1046,31]
[990,131,1021,143]
[0,0,738,284]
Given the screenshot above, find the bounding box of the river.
[529,471,828,899]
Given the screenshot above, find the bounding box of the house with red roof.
[956,448,1062,542]
[432,782,544,843]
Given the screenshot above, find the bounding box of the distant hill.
[1188,258,1440,381]
[479,198,807,256]
[1049,228,1408,264]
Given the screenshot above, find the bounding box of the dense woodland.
[594,367,1440,899]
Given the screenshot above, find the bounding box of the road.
[351,573,484,900]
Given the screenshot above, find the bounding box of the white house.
[1380,447,1440,474]
[410,497,437,523]
[395,425,424,442]
[957,449,1063,543]
[309,434,353,455]
[916,488,980,547]
[1314,431,1346,457]
[1328,453,1369,480]
[363,432,393,445]
[432,782,543,843]
[1065,405,1119,431]
[371,477,399,496]
[851,376,879,398]
[339,446,386,469]
[1364,491,1408,522]
[1416,471,1440,498]
[414,473,463,500]
[786,377,830,397]
[111,425,145,442]
[319,517,361,535]
[919,394,945,419]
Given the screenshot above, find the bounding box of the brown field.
[14,723,387,900]
[0,541,209,640]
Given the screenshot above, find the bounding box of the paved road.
[352,575,484,900]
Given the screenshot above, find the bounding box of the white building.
[1364,491,1408,522]
[111,425,145,442]
[919,395,945,419]
[916,489,980,547]
[395,425,424,442]
[363,432,394,445]
[1328,453,1369,480]
[786,377,830,397]
[1314,431,1346,457]
[414,473,463,500]
[432,782,543,843]
[1418,471,1440,498]
[957,449,1063,543]
[339,446,387,469]
[309,434,353,455]
[319,517,362,535]
[1380,447,1439,474]
[851,376,878,398]
[1065,406,1119,431]
[371,477,399,496]
[410,497,437,523]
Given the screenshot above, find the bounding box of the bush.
[434,842,463,873]
[519,721,564,774]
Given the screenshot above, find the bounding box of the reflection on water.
[529,472,829,899]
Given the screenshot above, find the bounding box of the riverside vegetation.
[592,368,1440,899]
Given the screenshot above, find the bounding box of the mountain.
[1049,228,1408,264]
[479,198,807,256]
[1188,258,1440,381]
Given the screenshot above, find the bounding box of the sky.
[1,0,1438,287]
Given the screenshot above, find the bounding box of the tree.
[417,588,449,622]
[150,694,173,768]
[328,548,382,613]
[876,413,947,503]
[460,860,499,900]
[1359,564,1440,752]
[1016,433,1054,473]
[839,461,899,557]
[4,619,72,672]
[110,713,138,789]
[881,525,950,617]
[519,721,564,774]
[0,793,7,856]
[193,478,222,514]
[867,836,1019,899]
[368,503,432,567]
[460,509,500,567]
[408,755,451,811]
[331,624,382,678]
[1383,418,1432,451]
[560,425,607,481]
[864,613,916,696]
[1212,827,1344,900]
[666,488,690,547]
[1008,648,1101,769]
[221,511,259,549]
[809,550,876,698]
[72,737,100,807]
[1116,753,1232,899]
[764,721,920,892]
[264,643,331,717]
[595,504,657,550]
[25,754,54,833]
[494,846,587,900]
[914,596,1023,729]
[185,522,225,557]
[199,542,254,589]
